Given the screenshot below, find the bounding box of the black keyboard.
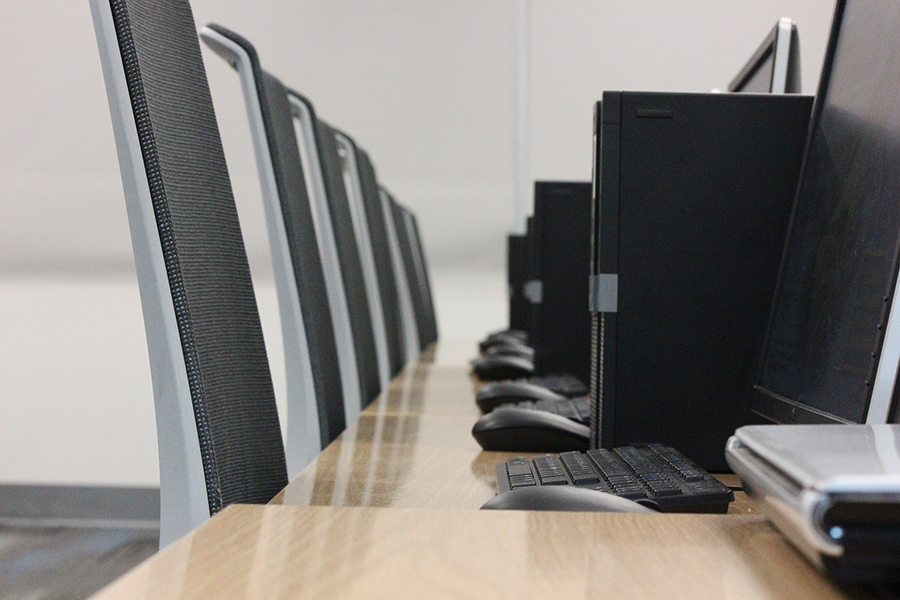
[496,444,734,513]
[514,396,591,425]
[517,374,588,397]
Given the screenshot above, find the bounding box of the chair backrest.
[380,187,421,363]
[316,119,382,408]
[199,24,345,476]
[332,130,392,390]
[90,0,287,547]
[283,90,363,425]
[403,206,439,347]
[386,193,436,351]
[334,132,405,378]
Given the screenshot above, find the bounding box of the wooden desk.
[90,347,876,599]
[92,505,877,599]
[272,351,756,514]
[272,351,504,509]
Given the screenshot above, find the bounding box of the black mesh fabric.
[258,72,347,445]
[352,145,404,377]
[204,24,346,446]
[315,120,381,408]
[407,211,438,345]
[111,0,287,513]
[389,196,431,351]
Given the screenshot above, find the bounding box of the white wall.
[0,1,836,486]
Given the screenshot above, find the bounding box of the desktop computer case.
[528,181,593,382]
[590,91,813,471]
[507,233,529,332]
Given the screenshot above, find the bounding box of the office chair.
[332,129,394,389]
[333,131,405,379]
[90,0,287,547]
[315,119,382,407]
[385,193,438,351]
[201,25,379,417]
[398,203,438,348]
[404,207,439,346]
[380,187,421,363]
[198,25,346,477]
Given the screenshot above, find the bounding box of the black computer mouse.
[480,486,655,512]
[471,355,534,381]
[471,408,590,452]
[484,342,534,360]
[479,329,528,351]
[526,374,588,397]
[476,381,567,413]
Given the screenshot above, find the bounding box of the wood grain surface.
[273,357,759,514]
[90,504,878,600]
[87,346,875,599]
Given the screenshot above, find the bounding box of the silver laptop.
[726,424,900,582]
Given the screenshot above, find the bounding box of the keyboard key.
[540,476,569,485]
[507,458,533,477]
[679,470,706,482]
[560,452,600,484]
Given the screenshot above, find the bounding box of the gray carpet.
[0,523,158,600]
[0,485,160,600]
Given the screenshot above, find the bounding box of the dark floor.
[0,523,158,600]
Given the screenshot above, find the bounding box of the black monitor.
[729,18,802,94]
[752,0,900,426]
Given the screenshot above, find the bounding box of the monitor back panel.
[593,91,813,471]
[531,181,592,382]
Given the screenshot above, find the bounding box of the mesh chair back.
[388,195,435,351]
[200,25,346,474]
[332,130,392,390]
[335,136,405,378]
[380,187,421,363]
[90,0,287,547]
[404,207,439,346]
[316,121,381,407]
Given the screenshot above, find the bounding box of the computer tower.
[528,181,592,383]
[507,233,529,332]
[590,92,813,471]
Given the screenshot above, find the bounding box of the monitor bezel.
[750,0,900,426]
[728,18,799,94]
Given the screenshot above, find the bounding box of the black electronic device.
[473,184,591,381]
[729,17,802,94]
[591,91,813,471]
[476,380,566,412]
[493,447,734,513]
[507,397,590,425]
[471,355,534,381]
[524,374,588,396]
[478,223,533,352]
[508,232,530,332]
[475,375,588,411]
[751,0,900,428]
[479,329,528,352]
[527,182,593,382]
[471,408,590,452]
[481,486,653,513]
[483,342,534,360]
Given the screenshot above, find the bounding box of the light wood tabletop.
[90,504,879,600]
[272,348,758,514]
[90,343,875,599]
